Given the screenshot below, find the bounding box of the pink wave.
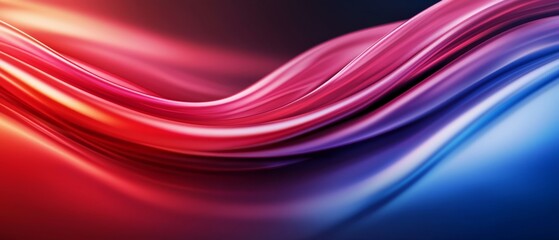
[2,0,559,239]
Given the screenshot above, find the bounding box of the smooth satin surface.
[1,0,559,239]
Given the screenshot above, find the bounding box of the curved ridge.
[1,0,559,238]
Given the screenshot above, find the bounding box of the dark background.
[42,0,439,56]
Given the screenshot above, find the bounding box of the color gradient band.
[1,0,559,239]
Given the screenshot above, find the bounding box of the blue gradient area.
[330,81,559,239]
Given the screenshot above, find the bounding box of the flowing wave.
[1,0,559,239]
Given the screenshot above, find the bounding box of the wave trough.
[1,0,559,239]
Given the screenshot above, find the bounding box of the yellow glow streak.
[0,59,113,124]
